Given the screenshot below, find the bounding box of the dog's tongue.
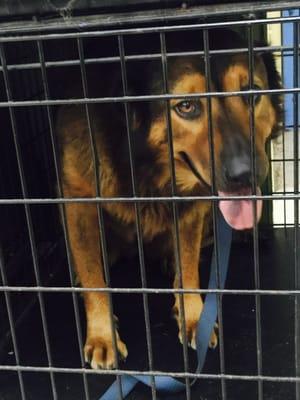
[218,187,262,230]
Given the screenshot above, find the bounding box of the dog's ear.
[106,64,149,133]
[257,46,283,138]
[108,58,164,144]
[125,60,164,133]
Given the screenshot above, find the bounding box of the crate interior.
[0,4,299,400]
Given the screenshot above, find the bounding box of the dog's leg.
[64,202,128,369]
[173,204,217,350]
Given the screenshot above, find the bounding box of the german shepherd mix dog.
[57,29,282,369]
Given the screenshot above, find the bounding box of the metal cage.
[0,1,299,399]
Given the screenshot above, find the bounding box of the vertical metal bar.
[281,13,288,228]
[280,10,287,228]
[36,39,91,400]
[248,25,263,400]
[118,34,157,400]
[203,28,227,400]
[0,247,26,400]
[0,43,58,400]
[160,32,191,400]
[77,37,124,400]
[292,21,300,400]
[203,29,217,196]
[280,50,287,227]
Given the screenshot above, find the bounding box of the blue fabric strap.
[100,210,232,400]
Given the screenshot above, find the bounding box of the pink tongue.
[218,187,262,230]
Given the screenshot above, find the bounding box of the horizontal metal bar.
[0,193,300,205]
[0,286,299,296]
[0,1,300,36]
[274,224,298,227]
[1,45,298,72]
[0,15,300,43]
[0,87,296,108]
[0,364,299,383]
[271,159,300,163]
[268,191,300,195]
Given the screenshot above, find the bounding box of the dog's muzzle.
[219,148,264,230]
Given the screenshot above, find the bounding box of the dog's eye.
[241,84,262,105]
[174,100,202,119]
[252,84,262,104]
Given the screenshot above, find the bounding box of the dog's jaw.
[178,151,211,191]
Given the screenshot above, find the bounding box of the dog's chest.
[102,202,171,240]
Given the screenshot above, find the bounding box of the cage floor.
[0,227,298,400]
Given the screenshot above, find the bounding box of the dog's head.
[129,29,282,229]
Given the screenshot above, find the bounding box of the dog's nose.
[225,155,252,186]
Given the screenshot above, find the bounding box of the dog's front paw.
[84,331,128,369]
[174,294,218,350]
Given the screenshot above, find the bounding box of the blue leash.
[100,210,232,399]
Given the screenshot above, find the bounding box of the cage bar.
[293,19,300,400]
[0,364,300,382]
[1,193,300,204]
[0,85,297,108]
[203,27,227,400]
[247,24,264,400]
[1,44,300,74]
[0,14,300,43]
[0,248,26,400]
[77,36,125,399]
[160,31,191,400]
[0,0,300,36]
[118,33,158,400]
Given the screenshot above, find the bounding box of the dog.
[56,28,282,369]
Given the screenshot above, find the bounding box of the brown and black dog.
[56,29,282,369]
